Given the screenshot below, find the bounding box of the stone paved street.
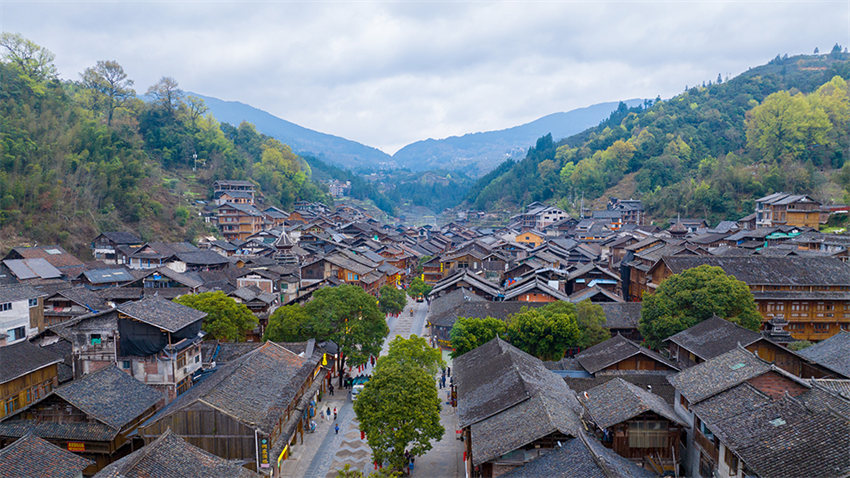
[289,299,463,478]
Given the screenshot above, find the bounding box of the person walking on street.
[326,406,331,421]
[333,407,338,420]
[335,423,340,435]
[329,383,334,396]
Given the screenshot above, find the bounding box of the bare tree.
[80,60,135,126]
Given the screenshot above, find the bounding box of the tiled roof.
[0,340,62,384]
[664,316,762,361]
[498,433,655,478]
[704,393,850,478]
[175,250,229,266]
[10,245,84,270]
[799,331,850,378]
[462,339,584,466]
[0,433,93,478]
[83,268,134,284]
[95,428,260,478]
[3,259,63,280]
[599,302,642,329]
[117,296,206,333]
[581,378,685,429]
[0,420,118,442]
[0,283,46,302]
[148,342,316,434]
[660,255,850,286]
[667,347,771,404]
[574,334,678,375]
[54,365,163,429]
[564,371,677,405]
[504,277,571,302]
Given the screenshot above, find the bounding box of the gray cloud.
[1,1,848,153]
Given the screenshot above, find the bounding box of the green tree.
[383,335,444,375]
[264,304,312,342]
[639,265,762,349]
[449,316,507,358]
[305,284,389,372]
[174,291,258,342]
[379,285,407,315]
[354,352,443,471]
[0,32,57,81]
[146,76,183,116]
[335,464,401,478]
[80,60,135,126]
[575,300,611,348]
[788,340,814,351]
[407,277,432,299]
[505,304,581,361]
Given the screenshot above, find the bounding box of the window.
[628,420,668,448]
[90,334,102,345]
[195,355,200,363]
[6,326,25,342]
[28,298,37,308]
[122,361,131,369]
[814,323,830,333]
[789,323,805,331]
[724,447,739,475]
[0,302,10,312]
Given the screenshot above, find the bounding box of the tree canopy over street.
[379,285,407,315]
[354,335,443,471]
[639,264,762,348]
[449,316,507,359]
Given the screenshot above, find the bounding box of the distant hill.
[465,52,850,224]
[197,92,645,176]
[190,93,395,170]
[392,99,644,176]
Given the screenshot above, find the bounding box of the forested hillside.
[0,33,328,256]
[467,49,850,224]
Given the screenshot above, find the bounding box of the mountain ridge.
[195,92,643,176]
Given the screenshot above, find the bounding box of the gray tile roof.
[99,231,143,245]
[0,420,118,442]
[661,255,850,286]
[0,340,63,384]
[455,338,584,465]
[581,378,685,429]
[0,283,47,302]
[117,296,206,333]
[704,393,850,478]
[665,316,762,361]
[148,342,316,434]
[599,302,642,329]
[574,334,678,375]
[52,286,109,311]
[54,365,163,429]
[564,371,677,405]
[0,433,93,478]
[94,428,260,478]
[799,331,850,378]
[498,434,655,478]
[667,347,771,404]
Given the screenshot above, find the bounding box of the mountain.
[197,92,645,177]
[465,52,850,224]
[392,99,645,176]
[190,93,394,170]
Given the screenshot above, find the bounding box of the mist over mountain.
[392,100,644,176]
[197,93,642,176]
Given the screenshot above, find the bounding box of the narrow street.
[283,299,463,478]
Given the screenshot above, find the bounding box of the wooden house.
[0,340,61,420]
[43,287,108,328]
[664,316,839,378]
[515,230,545,248]
[455,338,584,477]
[115,297,206,400]
[755,192,822,228]
[581,378,686,473]
[0,284,47,345]
[574,335,679,376]
[649,256,850,341]
[90,231,143,264]
[0,366,163,474]
[217,203,266,241]
[138,342,329,476]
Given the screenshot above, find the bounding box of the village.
[1,181,849,477]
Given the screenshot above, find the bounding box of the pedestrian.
[335,423,340,435]
[329,383,334,396]
[333,407,337,420]
[447,366,451,377]
[326,406,331,421]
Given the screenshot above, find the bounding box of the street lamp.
[192,153,198,171]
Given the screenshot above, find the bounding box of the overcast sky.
[2,1,849,153]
